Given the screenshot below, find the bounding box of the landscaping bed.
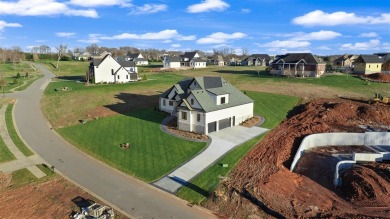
[207,98,390,218]
[363,73,390,83]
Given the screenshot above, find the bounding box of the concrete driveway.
[153,125,269,193]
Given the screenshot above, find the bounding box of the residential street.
[7,63,217,219]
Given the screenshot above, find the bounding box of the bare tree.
[86,43,100,55]
[241,47,249,56]
[39,45,51,54]
[55,43,68,69]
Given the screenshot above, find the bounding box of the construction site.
[207,98,390,218]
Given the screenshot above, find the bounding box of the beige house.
[333,54,357,67]
[353,55,383,75]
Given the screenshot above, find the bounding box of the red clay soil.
[206,99,390,218]
[363,73,390,83]
[0,175,129,219]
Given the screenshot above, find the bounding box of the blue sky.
[0,0,389,55]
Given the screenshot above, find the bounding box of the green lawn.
[8,164,56,189]
[58,108,207,182]
[176,91,300,203]
[0,134,15,163]
[5,104,33,157]
[0,63,41,93]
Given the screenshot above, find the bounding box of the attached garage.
[219,118,231,130]
[208,121,217,133]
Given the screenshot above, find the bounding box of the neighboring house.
[353,55,383,75]
[333,54,357,67]
[163,51,207,69]
[163,56,182,68]
[270,53,326,77]
[159,76,253,134]
[210,55,230,66]
[126,53,149,65]
[89,54,139,83]
[381,55,390,74]
[242,54,271,66]
[73,52,91,61]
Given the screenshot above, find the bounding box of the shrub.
[16,72,21,79]
[13,78,18,84]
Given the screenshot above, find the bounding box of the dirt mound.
[363,73,390,83]
[340,163,390,206]
[207,99,390,218]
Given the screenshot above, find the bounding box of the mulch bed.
[165,117,208,141]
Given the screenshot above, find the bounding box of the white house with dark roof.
[163,51,207,69]
[160,76,253,134]
[125,53,149,65]
[89,54,139,83]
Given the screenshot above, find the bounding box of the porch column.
[189,111,193,132]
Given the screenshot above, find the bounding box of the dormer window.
[221,97,226,104]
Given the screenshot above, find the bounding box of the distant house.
[210,55,230,66]
[126,53,149,65]
[270,53,326,77]
[89,54,139,83]
[381,55,390,74]
[333,54,357,67]
[159,76,253,134]
[353,55,383,75]
[241,54,271,66]
[163,51,207,69]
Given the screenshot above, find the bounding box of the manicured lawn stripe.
[58,108,206,182]
[5,104,33,157]
[0,134,15,163]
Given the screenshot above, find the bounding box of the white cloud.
[129,4,167,15]
[341,39,380,50]
[56,32,75,38]
[359,32,378,38]
[98,29,195,41]
[171,44,181,48]
[163,40,172,43]
[69,0,132,7]
[292,10,390,26]
[78,34,103,43]
[197,32,246,44]
[187,0,229,13]
[0,20,22,31]
[241,8,251,14]
[317,46,331,50]
[290,30,342,41]
[259,40,311,48]
[0,0,98,18]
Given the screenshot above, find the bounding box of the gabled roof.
[356,55,383,63]
[118,61,136,67]
[127,53,141,59]
[166,56,182,62]
[191,58,206,62]
[91,54,111,67]
[181,52,198,59]
[247,54,271,61]
[166,76,253,113]
[273,53,324,64]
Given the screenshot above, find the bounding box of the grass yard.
[0,134,15,163]
[5,104,34,157]
[58,108,207,182]
[8,164,56,189]
[0,63,41,93]
[176,135,266,204]
[176,91,300,203]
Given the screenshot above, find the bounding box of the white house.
[90,54,139,83]
[160,77,254,134]
[127,53,149,65]
[163,51,207,69]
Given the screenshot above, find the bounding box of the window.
[169,101,174,106]
[369,65,371,68]
[221,97,226,104]
[181,112,187,120]
[163,99,166,106]
[194,81,197,86]
[197,114,201,122]
[377,65,379,68]
[126,75,129,79]
[118,75,120,79]
[191,99,194,105]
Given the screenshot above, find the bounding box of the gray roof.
[273,53,324,64]
[191,58,206,62]
[160,78,192,99]
[91,54,111,67]
[127,53,141,59]
[247,54,271,61]
[118,61,136,67]
[356,55,383,63]
[166,56,182,62]
[181,52,197,59]
[187,77,253,112]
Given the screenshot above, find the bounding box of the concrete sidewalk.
[153,125,268,193]
[0,104,45,178]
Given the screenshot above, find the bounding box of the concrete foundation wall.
[334,160,356,186]
[353,153,385,162]
[290,132,390,171]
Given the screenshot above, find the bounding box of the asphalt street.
[9,63,216,219]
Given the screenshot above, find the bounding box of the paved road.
[8,64,217,219]
[154,125,268,193]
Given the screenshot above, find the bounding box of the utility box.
[222,164,228,167]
